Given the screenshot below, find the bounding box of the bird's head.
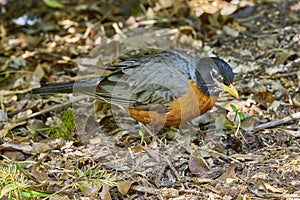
[193,57,239,98]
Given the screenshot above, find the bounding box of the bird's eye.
[211,68,223,83]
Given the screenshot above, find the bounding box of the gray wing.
[95,51,197,112]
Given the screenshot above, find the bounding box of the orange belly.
[127,80,217,126]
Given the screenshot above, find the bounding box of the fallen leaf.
[188,155,210,175]
[274,51,296,66]
[254,92,275,104]
[117,181,134,195]
[240,117,257,131]
[34,64,45,80]
[1,142,34,154]
[218,164,236,181]
[143,146,160,162]
[100,184,112,200]
[258,181,285,193]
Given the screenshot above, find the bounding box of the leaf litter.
[0,0,300,199]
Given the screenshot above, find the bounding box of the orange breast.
[127,80,217,126]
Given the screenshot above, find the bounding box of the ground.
[0,0,300,199]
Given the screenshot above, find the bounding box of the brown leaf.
[117,181,134,195]
[31,163,49,181]
[274,51,296,66]
[33,64,46,80]
[218,164,236,181]
[255,92,275,104]
[99,184,112,200]
[188,156,210,175]
[2,151,25,161]
[1,142,34,154]
[240,117,257,131]
[258,181,285,193]
[143,146,160,162]
[78,180,102,196]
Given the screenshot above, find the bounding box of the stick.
[253,112,300,132]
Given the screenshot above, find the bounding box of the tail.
[32,77,102,95]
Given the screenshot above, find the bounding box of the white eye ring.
[210,68,223,83]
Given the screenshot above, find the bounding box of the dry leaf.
[143,146,160,162]
[274,51,296,66]
[100,184,112,200]
[117,181,134,195]
[34,64,45,80]
[218,164,236,181]
[240,117,257,131]
[188,155,210,175]
[1,142,34,154]
[258,181,285,193]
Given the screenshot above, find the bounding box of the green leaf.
[230,104,238,112]
[236,195,243,200]
[208,13,221,28]
[43,0,64,8]
[0,71,10,84]
[238,111,245,121]
[16,164,41,184]
[21,190,52,198]
[138,129,144,138]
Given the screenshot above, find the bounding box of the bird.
[32,50,238,127]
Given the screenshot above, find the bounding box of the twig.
[138,123,165,147]
[163,155,181,181]
[0,88,33,96]
[253,112,300,133]
[199,147,241,163]
[22,101,72,122]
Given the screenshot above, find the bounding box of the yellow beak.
[218,83,239,98]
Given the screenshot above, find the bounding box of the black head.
[210,57,234,85]
[192,57,238,97]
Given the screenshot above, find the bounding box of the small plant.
[69,166,116,195]
[49,109,75,140]
[0,71,10,84]
[230,104,244,121]
[230,104,245,136]
[0,164,51,199]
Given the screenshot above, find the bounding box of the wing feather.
[95,51,196,112]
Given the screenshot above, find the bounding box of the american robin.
[32,50,238,126]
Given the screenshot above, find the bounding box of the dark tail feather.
[32,77,102,95]
[32,82,75,94]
